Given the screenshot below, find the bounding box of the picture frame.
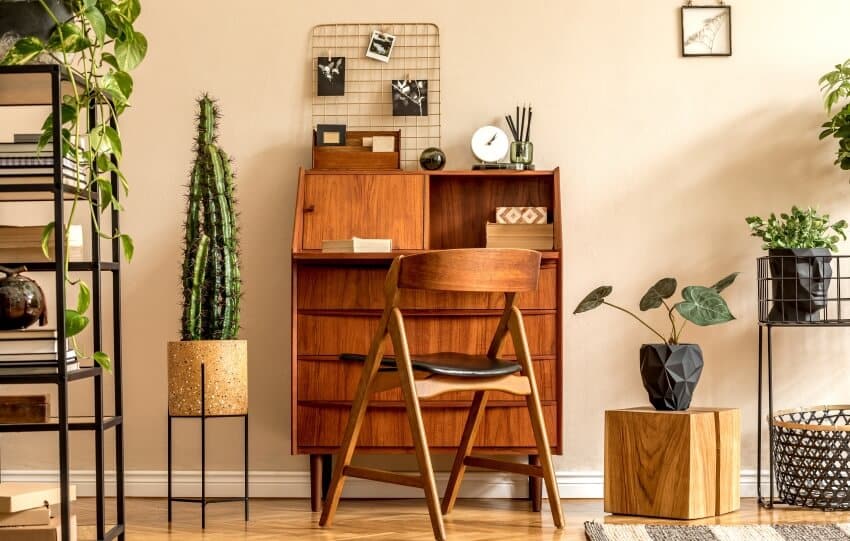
[392,79,428,117]
[365,30,396,63]
[316,124,346,146]
[681,5,732,57]
[317,56,345,96]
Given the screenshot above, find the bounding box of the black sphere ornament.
[419,147,446,171]
[639,343,703,411]
[0,266,47,330]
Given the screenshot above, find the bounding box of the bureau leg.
[529,454,542,512]
[310,455,322,512]
[321,454,333,499]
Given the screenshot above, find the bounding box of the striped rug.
[585,522,850,540]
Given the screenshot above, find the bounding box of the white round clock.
[471,125,510,163]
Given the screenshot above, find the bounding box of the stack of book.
[485,222,554,250]
[0,225,83,262]
[322,237,392,253]
[0,133,87,186]
[0,483,76,540]
[0,330,78,376]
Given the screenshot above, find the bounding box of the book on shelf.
[0,514,76,541]
[12,134,42,144]
[321,237,393,253]
[485,222,554,250]
[0,350,76,363]
[0,504,51,528]
[0,361,80,376]
[0,225,84,261]
[0,158,83,170]
[0,330,56,340]
[0,484,76,514]
[0,337,65,355]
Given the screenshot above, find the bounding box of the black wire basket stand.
[757,253,850,510]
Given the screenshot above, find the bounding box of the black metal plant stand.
[0,64,125,541]
[756,253,850,509]
[167,364,249,528]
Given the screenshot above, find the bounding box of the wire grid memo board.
[310,23,441,170]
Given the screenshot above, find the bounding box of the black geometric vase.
[639,343,703,411]
[767,247,832,323]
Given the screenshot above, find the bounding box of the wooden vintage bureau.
[290,168,563,511]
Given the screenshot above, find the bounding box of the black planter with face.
[640,343,703,411]
[768,247,832,322]
[0,0,71,41]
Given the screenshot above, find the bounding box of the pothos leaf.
[0,37,45,65]
[120,234,134,262]
[41,222,55,260]
[64,309,90,338]
[77,281,91,314]
[92,351,111,371]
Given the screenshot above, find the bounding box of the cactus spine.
[180,95,241,341]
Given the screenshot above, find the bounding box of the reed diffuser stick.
[525,106,533,142]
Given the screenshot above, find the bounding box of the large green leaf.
[639,277,677,311]
[710,272,739,293]
[64,309,90,338]
[115,29,147,71]
[85,6,107,44]
[0,37,45,65]
[675,286,735,326]
[89,124,123,160]
[47,23,91,53]
[574,286,612,314]
[92,351,111,371]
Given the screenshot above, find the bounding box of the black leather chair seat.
[339,352,521,378]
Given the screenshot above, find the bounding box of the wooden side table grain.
[604,407,740,519]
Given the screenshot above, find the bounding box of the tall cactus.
[180,95,241,340]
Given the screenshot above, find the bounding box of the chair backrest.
[396,249,541,293]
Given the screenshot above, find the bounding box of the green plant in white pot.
[574,273,738,411]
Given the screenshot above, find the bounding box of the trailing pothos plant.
[1,0,147,370]
[819,59,850,178]
[573,273,739,346]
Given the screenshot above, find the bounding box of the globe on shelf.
[419,147,446,171]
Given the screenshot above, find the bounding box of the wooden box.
[0,395,49,423]
[312,130,400,170]
[604,407,740,519]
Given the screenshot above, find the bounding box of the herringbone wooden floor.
[73,498,850,540]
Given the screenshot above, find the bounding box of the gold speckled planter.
[167,340,248,416]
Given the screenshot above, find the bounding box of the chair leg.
[442,390,488,515]
[391,311,446,541]
[509,308,564,529]
[319,337,386,527]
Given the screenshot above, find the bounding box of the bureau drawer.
[296,264,557,310]
[296,403,558,449]
[296,314,557,357]
[297,357,556,402]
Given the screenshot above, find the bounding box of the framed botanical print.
[681,4,732,57]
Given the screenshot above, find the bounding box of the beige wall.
[3,0,850,481]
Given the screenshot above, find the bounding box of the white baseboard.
[0,469,770,499]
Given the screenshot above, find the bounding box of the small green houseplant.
[746,206,846,322]
[167,96,246,417]
[574,273,738,411]
[1,0,147,369]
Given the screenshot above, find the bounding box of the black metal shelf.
[0,261,120,272]
[0,415,122,433]
[756,253,850,510]
[0,64,126,541]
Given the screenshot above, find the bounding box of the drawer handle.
[304,205,315,213]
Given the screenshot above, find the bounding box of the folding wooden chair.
[318,249,564,540]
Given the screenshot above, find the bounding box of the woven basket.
[772,405,850,509]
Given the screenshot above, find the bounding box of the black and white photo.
[681,5,732,57]
[317,56,345,96]
[316,124,347,146]
[365,30,396,63]
[392,79,428,117]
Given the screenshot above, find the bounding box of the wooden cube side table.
[604,407,740,519]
